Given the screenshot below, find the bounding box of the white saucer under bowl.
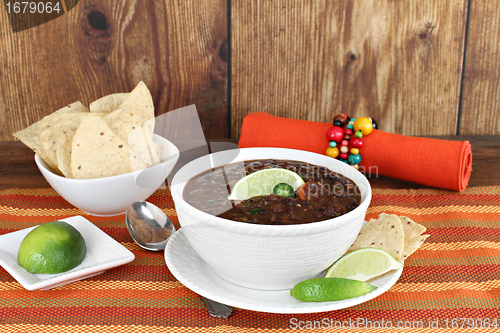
[164,228,403,314]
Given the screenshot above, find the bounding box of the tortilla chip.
[57,129,75,178]
[103,81,155,143]
[399,216,430,260]
[13,119,46,161]
[12,101,88,165]
[90,93,129,113]
[127,118,162,170]
[39,113,90,173]
[71,115,146,179]
[153,141,163,160]
[103,82,156,168]
[348,213,405,260]
[128,127,157,170]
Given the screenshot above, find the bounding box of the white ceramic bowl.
[171,148,371,290]
[35,134,179,216]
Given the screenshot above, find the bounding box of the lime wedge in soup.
[227,168,304,201]
[325,248,403,281]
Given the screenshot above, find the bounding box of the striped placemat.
[0,186,499,332]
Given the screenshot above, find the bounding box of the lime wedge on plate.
[290,277,376,302]
[227,168,304,201]
[325,248,403,282]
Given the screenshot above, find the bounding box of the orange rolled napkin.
[238,112,472,191]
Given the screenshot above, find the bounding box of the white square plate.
[0,215,135,290]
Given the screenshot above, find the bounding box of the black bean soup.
[183,159,361,225]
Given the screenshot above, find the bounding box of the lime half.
[227,168,304,201]
[290,277,376,302]
[17,221,87,274]
[325,248,403,281]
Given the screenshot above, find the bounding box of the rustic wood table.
[1,136,498,190]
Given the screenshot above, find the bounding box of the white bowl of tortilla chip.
[35,134,179,216]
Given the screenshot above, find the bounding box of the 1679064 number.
[443,318,498,329]
[5,2,61,14]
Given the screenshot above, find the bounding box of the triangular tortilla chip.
[399,216,430,260]
[127,118,162,170]
[57,129,75,178]
[13,119,46,162]
[71,115,146,179]
[39,113,91,173]
[12,101,88,169]
[103,82,157,168]
[348,213,405,260]
[103,81,155,142]
[90,92,129,113]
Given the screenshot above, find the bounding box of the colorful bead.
[341,140,349,147]
[343,134,351,141]
[333,114,348,127]
[348,153,362,165]
[326,147,339,158]
[329,141,337,148]
[339,153,349,160]
[346,123,354,130]
[340,146,349,154]
[355,131,363,138]
[351,148,359,155]
[353,117,373,136]
[344,129,354,136]
[326,126,344,142]
[333,120,342,127]
[370,117,378,129]
[351,164,359,170]
[350,138,363,148]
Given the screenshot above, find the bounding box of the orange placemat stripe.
[1,187,500,332]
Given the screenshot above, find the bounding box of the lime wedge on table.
[325,248,404,281]
[17,221,87,274]
[290,278,376,302]
[227,168,304,200]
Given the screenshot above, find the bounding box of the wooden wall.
[1,0,499,141]
[0,0,228,140]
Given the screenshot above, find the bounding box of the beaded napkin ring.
[325,114,378,169]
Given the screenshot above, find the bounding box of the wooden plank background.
[0,0,498,141]
[460,1,500,135]
[0,0,228,141]
[231,0,468,137]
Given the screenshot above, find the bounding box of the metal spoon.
[125,201,233,319]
